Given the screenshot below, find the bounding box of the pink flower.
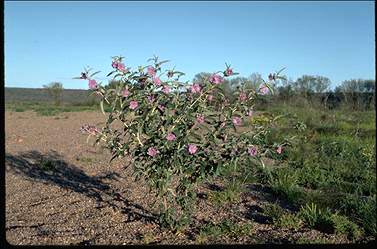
[248,146,258,156]
[163,85,170,94]
[88,79,97,89]
[225,68,233,76]
[209,74,223,84]
[239,92,247,101]
[247,110,254,117]
[196,114,205,124]
[207,95,214,102]
[166,133,176,141]
[147,95,155,103]
[190,83,201,94]
[112,61,119,69]
[147,147,159,157]
[117,62,126,71]
[129,101,138,110]
[188,144,198,155]
[158,104,165,111]
[153,76,161,86]
[232,116,242,126]
[259,85,269,95]
[122,87,130,98]
[276,146,283,154]
[147,66,156,76]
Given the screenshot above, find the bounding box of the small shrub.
[270,170,305,205]
[140,232,156,244]
[298,203,334,233]
[14,107,25,112]
[262,203,285,223]
[208,180,244,206]
[43,82,64,106]
[275,213,304,230]
[330,213,363,241]
[39,159,56,171]
[36,107,60,116]
[340,195,376,236]
[196,220,253,243]
[77,55,288,228]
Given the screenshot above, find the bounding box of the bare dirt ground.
[5,111,351,245]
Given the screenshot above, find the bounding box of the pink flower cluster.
[166,133,176,141]
[153,76,161,86]
[190,83,201,94]
[259,85,269,95]
[147,66,156,76]
[196,114,205,124]
[276,146,283,154]
[129,100,138,110]
[224,68,233,76]
[232,116,242,126]
[248,146,257,156]
[112,60,127,72]
[209,74,223,84]
[122,87,130,98]
[148,147,159,157]
[188,144,198,154]
[88,79,97,90]
[158,104,165,112]
[163,85,170,94]
[147,95,155,104]
[239,92,247,101]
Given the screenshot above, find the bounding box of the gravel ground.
[5,111,353,245]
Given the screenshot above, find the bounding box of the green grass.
[6,97,376,241]
[223,102,376,240]
[259,103,376,238]
[6,101,101,116]
[208,179,245,206]
[196,220,253,244]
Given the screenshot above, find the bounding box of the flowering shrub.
[77,55,287,229]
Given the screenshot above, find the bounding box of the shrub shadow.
[5,150,158,224]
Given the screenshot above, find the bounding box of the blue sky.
[4,1,375,90]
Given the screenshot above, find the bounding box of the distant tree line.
[193,72,375,111]
[104,73,375,111]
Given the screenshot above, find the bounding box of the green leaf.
[107,71,115,77]
[90,71,101,77]
[276,67,286,75]
[157,60,170,66]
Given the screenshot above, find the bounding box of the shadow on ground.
[5,150,158,224]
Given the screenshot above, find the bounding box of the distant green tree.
[294,75,331,95]
[335,79,375,110]
[293,75,331,106]
[43,82,64,106]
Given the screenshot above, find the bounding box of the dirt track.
[5,111,350,245]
